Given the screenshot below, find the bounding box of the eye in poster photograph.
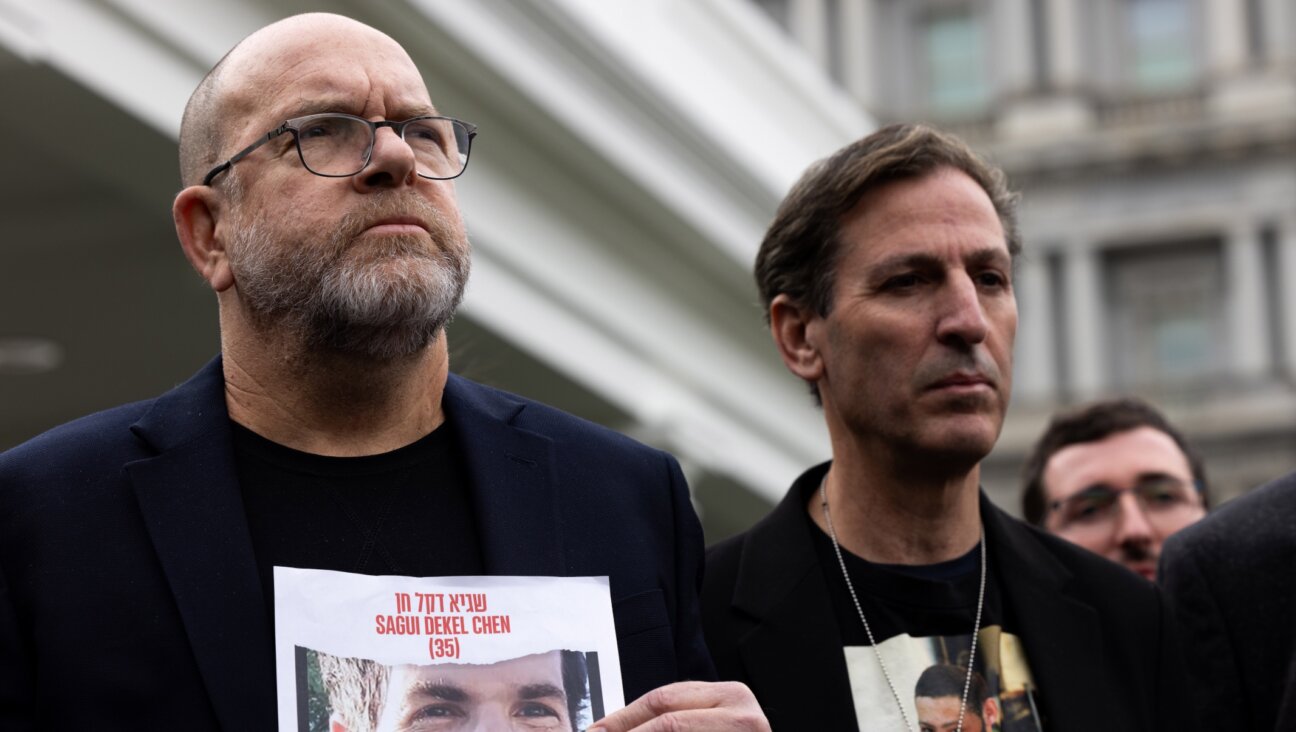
[274,568,623,731]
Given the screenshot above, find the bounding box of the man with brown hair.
[701,124,1187,730]
[1021,398,1208,580]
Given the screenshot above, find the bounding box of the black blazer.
[1160,471,1296,731]
[0,358,714,729]
[702,464,1190,731]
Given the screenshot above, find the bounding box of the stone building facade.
[752,0,1296,507]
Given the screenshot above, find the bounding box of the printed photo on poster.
[274,569,623,731]
[295,646,603,731]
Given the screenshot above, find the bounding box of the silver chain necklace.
[819,479,987,732]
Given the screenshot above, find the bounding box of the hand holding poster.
[274,568,623,731]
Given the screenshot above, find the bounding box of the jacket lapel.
[983,498,1109,732]
[126,358,275,729]
[730,468,859,727]
[442,375,563,576]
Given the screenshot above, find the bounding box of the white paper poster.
[274,567,624,731]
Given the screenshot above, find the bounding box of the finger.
[591,681,764,732]
[592,707,768,732]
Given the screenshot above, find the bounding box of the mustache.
[332,194,461,250]
[913,350,1001,389]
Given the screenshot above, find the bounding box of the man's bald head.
[178,49,233,188]
[177,13,417,188]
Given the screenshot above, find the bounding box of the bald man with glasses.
[0,13,765,730]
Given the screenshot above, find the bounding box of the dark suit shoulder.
[1165,471,1296,561]
[0,399,155,483]
[704,531,745,585]
[448,374,673,464]
[1,356,224,487]
[701,529,752,624]
[1158,473,1296,730]
[701,475,822,689]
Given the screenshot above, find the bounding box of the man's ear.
[173,185,235,292]
[983,697,1000,727]
[769,293,825,384]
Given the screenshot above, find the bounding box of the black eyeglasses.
[1048,476,1204,535]
[202,113,477,186]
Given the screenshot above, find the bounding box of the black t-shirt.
[232,421,484,624]
[798,470,1043,731]
[810,514,1002,649]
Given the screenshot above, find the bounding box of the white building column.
[1205,0,1250,77]
[993,0,1035,96]
[788,0,830,69]
[1044,0,1084,91]
[1259,0,1293,66]
[1064,243,1104,397]
[1015,251,1058,401]
[1277,216,1296,379]
[838,0,877,109]
[1225,222,1271,380]
[998,0,1094,138]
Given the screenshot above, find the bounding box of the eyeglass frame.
[201,112,478,186]
[1047,475,1205,532]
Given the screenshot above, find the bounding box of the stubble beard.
[226,194,471,362]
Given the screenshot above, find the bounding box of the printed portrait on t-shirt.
[844,626,1040,732]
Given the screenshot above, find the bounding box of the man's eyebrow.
[1072,472,1180,494]
[516,682,567,701]
[964,247,1013,267]
[277,99,440,121]
[279,98,351,120]
[1133,471,1186,484]
[871,252,943,272]
[870,247,1011,273]
[406,680,471,702]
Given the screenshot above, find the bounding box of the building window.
[1126,0,1197,91]
[922,6,990,116]
[1105,240,1224,389]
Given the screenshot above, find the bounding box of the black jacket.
[1160,471,1296,731]
[0,357,713,729]
[703,463,1190,731]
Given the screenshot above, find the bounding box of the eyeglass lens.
[1055,477,1198,531]
[293,115,470,179]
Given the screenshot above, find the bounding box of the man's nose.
[352,126,418,191]
[935,276,990,346]
[1113,493,1156,548]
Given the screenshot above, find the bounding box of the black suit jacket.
[702,464,1189,731]
[1160,471,1296,731]
[0,358,713,729]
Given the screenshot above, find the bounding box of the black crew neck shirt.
[232,421,483,624]
[796,468,1042,730]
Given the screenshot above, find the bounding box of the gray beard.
[227,198,470,361]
